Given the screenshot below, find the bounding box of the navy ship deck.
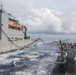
[51,43,76,75]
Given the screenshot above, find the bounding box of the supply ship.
[0,4,32,53]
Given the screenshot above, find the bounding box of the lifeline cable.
[2,29,20,47]
[2,28,59,50]
[38,38,46,44]
[1,29,46,49]
[19,38,46,50]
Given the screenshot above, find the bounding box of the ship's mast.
[0,0,3,39]
[0,1,3,11]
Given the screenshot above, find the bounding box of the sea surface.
[0,34,76,75]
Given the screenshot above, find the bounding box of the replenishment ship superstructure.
[0,4,32,53]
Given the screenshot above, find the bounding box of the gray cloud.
[1,0,76,33]
[61,13,76,33]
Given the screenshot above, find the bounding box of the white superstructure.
[0,4,32,52]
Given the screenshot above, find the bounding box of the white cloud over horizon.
[2,0,76,34]
[24,8,62,33]
[22,8,76,34]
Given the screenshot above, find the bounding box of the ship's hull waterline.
[0,39,32,54]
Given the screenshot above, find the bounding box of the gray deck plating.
[51,48,76,75]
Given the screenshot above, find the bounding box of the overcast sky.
[2,0,76,33]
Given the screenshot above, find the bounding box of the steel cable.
[2,28,59,50]
[1,29,46,49]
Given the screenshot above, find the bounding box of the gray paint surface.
[0,7,32,51]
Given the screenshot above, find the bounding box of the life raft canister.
[9,24,16,28]
[16,25,22,29]
[8,24,22,29]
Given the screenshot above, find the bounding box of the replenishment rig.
[51,40,76,75]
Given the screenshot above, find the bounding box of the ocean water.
[0,34,76,75]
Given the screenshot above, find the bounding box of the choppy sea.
[0,34,76,75]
